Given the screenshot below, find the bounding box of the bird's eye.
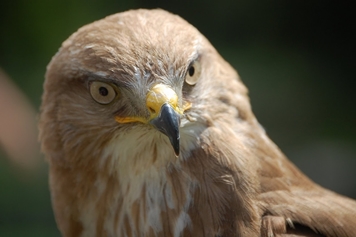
[185,61,201,86]
[89,81,117,104]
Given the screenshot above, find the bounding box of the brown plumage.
[39,9,356,237]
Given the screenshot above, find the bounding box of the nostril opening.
[148,107,156,114]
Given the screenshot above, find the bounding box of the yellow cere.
[116,84,191,124]
[146,84,180,118]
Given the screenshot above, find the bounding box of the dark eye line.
[87,76,130,93]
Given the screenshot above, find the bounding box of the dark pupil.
[99,87,108,96]
[189,66,195,76]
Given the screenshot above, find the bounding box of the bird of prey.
[39,9,356,237]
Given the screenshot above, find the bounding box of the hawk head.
[40,9,250,170]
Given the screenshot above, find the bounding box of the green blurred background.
[0,1,355,236]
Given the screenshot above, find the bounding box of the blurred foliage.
[0,0,355,236]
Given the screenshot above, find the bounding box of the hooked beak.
[116,84,191,157]
[146,84,182,156]
[149,103,180,156]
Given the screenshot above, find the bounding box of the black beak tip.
[172,139,180,157]
[150,103,180,157]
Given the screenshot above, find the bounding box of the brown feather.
[39,9,356,237]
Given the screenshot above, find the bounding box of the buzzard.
[39,9,356,237]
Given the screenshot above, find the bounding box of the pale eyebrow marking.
[86,73,131,89]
